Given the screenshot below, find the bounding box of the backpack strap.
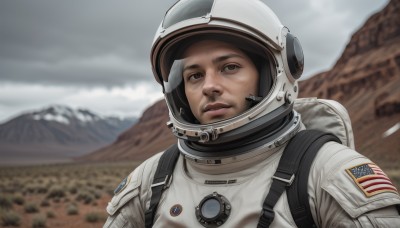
[144,144,180,228]
[287,130,341,227]
[258,130,341,228]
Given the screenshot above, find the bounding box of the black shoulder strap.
[287,130,340,227]
[258,130,341,228]
[144,144,180,228]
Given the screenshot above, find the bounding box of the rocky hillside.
[299,0,400,165]
[84,0,399,165]
[0,105,136,164]
[80,100,175,161]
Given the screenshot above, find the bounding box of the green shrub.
[68,185,78,194]
[32,214,46,228]
[36,185,48,194]
[92,189,102,199]
[76,191,94,204]
[85,212,102,223]
[24,184,36,194]
[40,199,50,207]
[67,204,78,215]
[46,186,65,199]
[10,180,23,192]
[0,195,13,210]
[1,210,21,226]
[46,211,55,218]
[52,197,60,203]
[24,183,46,194]
[12,194,25,205]
[94,183,104,190]
[25,203,39,213]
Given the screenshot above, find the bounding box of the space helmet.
[151,0,304,161]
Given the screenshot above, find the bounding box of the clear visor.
[163,40,275,125]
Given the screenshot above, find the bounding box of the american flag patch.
[346,163,398,197]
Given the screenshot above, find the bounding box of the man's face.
[182,40,259,124]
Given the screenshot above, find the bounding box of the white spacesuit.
[104,0,400,227]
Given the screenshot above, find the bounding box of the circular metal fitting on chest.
[195,192,231,227]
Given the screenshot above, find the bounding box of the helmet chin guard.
[178,110,301,164]
[151,0,304,151]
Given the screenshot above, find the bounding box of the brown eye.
[222,64,240,73]
[188,72,203,81]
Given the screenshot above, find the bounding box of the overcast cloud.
[0,0,389,123]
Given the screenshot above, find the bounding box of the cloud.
[0,53,150,87]
[0,82,163,123]
[0,0,176,87]
[60,83,163,117]
[263,0,389,77]
[0,0,388,84]
[0,0,389,122]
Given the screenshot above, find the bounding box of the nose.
[202,71,223,97]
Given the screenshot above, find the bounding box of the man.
[104,0,400,227]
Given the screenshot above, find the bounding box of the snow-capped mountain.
[31,105,101,125]
[0,105,136,164]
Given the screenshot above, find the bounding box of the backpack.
[145,98,354,228]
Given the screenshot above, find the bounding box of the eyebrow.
[182,53,245,73]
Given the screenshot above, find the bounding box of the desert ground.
[0,161,399,227]
[0,162,140,228]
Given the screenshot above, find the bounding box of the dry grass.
[0,160,398,227]
[0,161,140,228]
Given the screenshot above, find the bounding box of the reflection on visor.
[162,0,214,29]
[164,59,184,93]
[164,59,196,123]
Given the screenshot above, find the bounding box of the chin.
[205,116,231,124]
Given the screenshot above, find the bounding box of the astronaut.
[104,0,400,227]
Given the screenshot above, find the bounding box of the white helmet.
[151,0,304,161]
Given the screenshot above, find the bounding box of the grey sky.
[0,0,389,123]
